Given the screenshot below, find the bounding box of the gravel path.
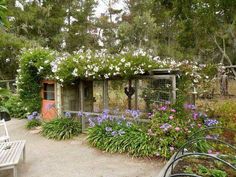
[1,119,164,177]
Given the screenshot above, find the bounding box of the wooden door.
[83,81,94,112]
[41,80,57,120]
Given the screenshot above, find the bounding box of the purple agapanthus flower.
[27,114,34,120]
[160,123,172,131]
[65,112,71,118]
[88,118,95,127]
[118,130,125,136]
[126,121,132,128]
[105,127,112,132]
[77,111,83,117]
[204,119,219,127]
[32,111,38,117]
[126,109,140,119]
[111,131,118,136]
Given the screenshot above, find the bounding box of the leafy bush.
[88,118,157,157]
[87,106,217,159]
[41,117,81,140]
[26,119,41,129]
[149,103,216,158]
[25,111,41,129]
[3,94,28,118]
[17,48,56,113]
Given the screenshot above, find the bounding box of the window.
[43,83,55,100]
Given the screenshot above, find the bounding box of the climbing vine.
[17,47,218,113]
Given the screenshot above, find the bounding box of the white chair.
[0,119,10,142]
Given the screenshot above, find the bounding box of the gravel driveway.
[1,118,164,177]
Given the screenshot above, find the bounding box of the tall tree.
[0,0,8,26]
[64,0,98,52]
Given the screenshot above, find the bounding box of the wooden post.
[79,81,85,133]
[6,82,10,90]
[172,75,176,104]
[56,83,62,116]
[134,79,138,110]
[103,80,109,110]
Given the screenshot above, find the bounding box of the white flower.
[44,60,49,64]
[125,62,131,67]
[5,58,10,62]
[38,66,44,72]
[121,58,125,63]
[72,68,78,77]
[115,66,120,71]
[93,66,99,72]
[104,74,109,79]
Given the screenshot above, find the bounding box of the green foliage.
[54,51,158,82]
[209,101,236,129]
[0,29,38,79]
[0,105,9,114]
[0,0,8,26]
[3,94,28,119]
[17,48,56,113]
[197,164,227,177]
[41,118,82,140]
[149,104,208,158]
[87,120,157,157]
[26,119,41,130]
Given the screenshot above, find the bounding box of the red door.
[41,80,57,120]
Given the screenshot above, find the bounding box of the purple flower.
[77,111,83,117]
[192,112,198,120]
[88,118,95,127]
[27,114,34,121]
[159,106,167,111]
[65,112,71,118]
[204,119,219,127]
[171,109,176,113]
[184,104,196,110]
[121,114,126,120]
[165,101,171,105]
[131,110,140,119]
[111,131,117,136]
[118,130,125,136]
[126,109,140,119]
[160,123,172,131]
[32,111,38,117]
[126,121,132,128]
[105,127,112,132]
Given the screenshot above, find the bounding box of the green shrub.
[26,119,41,129]
[3,94,28,118]
[87,111,158,157]
[88,111,157,157]
[41,118,82,140]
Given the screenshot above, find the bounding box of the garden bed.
[159,127,236,177]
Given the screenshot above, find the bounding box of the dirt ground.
[1,119,164,177]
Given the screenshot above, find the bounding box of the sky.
[95,0,126,17]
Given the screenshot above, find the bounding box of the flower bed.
[87,103,218,159]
